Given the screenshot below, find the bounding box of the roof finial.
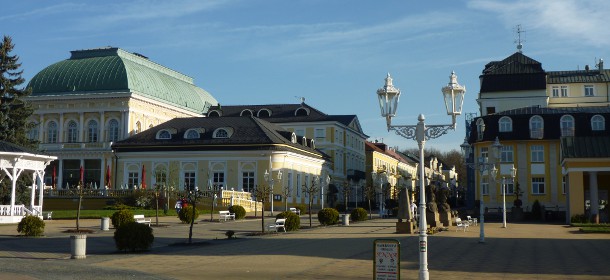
[514,24,526,53]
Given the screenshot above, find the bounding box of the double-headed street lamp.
[377,72,465,280]
[499,165,517,228]
[371,171,387,217]
[264,168,282,216]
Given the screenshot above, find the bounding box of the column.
[38,170,45,210]
[30,173,36,209]
[99,111,105,143]
[58,160,64,189]
[58,113,64,142]
[38,115,44,142]
[589,172,599,223]
[79,112,84,142]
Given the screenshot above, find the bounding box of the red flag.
[52,166,56,189]
[105,165,111,188]
[141,165,146,189]
[79,166,84,184]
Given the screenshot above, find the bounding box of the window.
[529,115,543,139]
[591,115,605,131]
[560,86,568,97]
[500,146,513,163]
[27,123,39,141]
[157,130,171,139]
[584,85,595,96]
[295,129,305,137]
[551,86,559,97]
[531,177,545,194]
[505,180,514,195]
[257,109,271,118]
[47,121,58,143]
[480,147,488,163]
[531,145,544,162]
[87,120,98,143]
[296,174,301,197]
[215,129,228,138]
[185,130,199,139]
[184,172,196,191]
[476,119,485,140]
[315,128,325,140]
[128,172,139,188]
[242,172,255,193]
[108,119,119,142]
[240,109,253,117]
[498,116,512,132]
[562,176,566,195]
[67,121,78,143]
[560,115,575,136]
[481,177,489,195]
[208,110,221,117]
[155,169,167,186]
[213,172,225,189]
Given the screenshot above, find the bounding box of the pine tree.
[0,35,35,148]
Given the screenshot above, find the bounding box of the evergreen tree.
[0,35,35,204]
[0,35,35,148]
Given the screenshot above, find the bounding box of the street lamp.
[321,174,330,209]
[371,171,387,218]
[264,169,282,216]
[377,71,465,280]
[501,165,518,228]
[461,136,502,243]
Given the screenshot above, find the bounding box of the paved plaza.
[0,215,609,279]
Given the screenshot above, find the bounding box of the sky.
[3,0,610,153]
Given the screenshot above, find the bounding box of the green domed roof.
[27,47,218,114]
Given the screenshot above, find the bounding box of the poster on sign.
[373,239,400,280]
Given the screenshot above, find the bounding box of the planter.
[100,217,110,231]
[70,234,87,259]
[341,214,350,226]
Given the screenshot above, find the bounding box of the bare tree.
[363,183,376,220]
[253,184,272,233]
[186,187,203,244]
[302,176,320,227]
[341,181,352,215]
[281,183,292,212]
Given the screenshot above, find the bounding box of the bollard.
[101,217,110,231]
[70,234,87,259]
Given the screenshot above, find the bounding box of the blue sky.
[3,0,610,152]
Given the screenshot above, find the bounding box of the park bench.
[289,207,300,215]
[467,215,477,226]
[455,218,469,232]
[134,214,151,226]
[218,210,235,222]
[267,218,286,232]
[43,211,53,220]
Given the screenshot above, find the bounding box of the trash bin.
[101,217,110,231]
[70,234,87,259]
[342,214,350,226]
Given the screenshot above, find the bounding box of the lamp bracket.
[389,123,455,141]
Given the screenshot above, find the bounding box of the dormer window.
[310,139,315,149]
[157,130,171,140]
[530,115,544,139]
[476,119,485,140]
[207,110,221,117]
[185,129,200,139]
[257,109,271,118]
[560,115,575,136]
[291,132,297,143]
[498,116,512,132]
[213,127,234,139]
[240,109,254,117]
[295,107,310,116]
[591,115,605,131]
[302,136,307,146]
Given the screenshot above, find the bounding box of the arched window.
[108,119,119,142]
[257,109,271,118]
[498,116,512,132]
[67,121,78,143]
[476,119,485,140]
[529,115,544,139]
[185,129,200,139]
[47,121,58,143]
[240,109,253,117]
[207,110,221,117]
[295,107,309,116]
[560,115,575,136]
[591,115,605,131]
[215,129,228,138]
[157,130,171,139]
[87,120,98,143]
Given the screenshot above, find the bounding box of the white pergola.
[0,141,56,224]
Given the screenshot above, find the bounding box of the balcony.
[39,141,114,152]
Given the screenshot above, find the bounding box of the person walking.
[175,199,183,214]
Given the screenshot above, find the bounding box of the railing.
[0,205,26,216]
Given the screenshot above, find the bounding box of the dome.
[27,47,218,114]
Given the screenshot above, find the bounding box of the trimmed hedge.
[351,207,368,222]
[114,222,154,252]
[228,205,246,220]
[276,211,300,231]
[179,205,199,223]
[111,209,135,228]
[17,215,45,236]
[318,208,340,225]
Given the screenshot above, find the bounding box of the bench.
[455,218,469,232]
[43,211,53,220]
[267,218,286,232]
[289,207,300,215]
[134,214,151,226]
[218,210,235,222]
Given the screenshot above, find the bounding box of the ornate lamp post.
[371,171,387,217]
[501,165,517,228]
[461,136,502,243]
[264,168,282,216]
[376,72,465,280]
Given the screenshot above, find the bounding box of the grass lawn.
[571,223,610,233]
[51,209,210,219]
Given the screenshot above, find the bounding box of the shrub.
[225,230,236,239]
[294,205,306,214]
[114,222,154,252]
[179,205,199,223]
[228,205,246,220]
[318,208,340,225]
[111,209,135,228]
[17,215,45,236]
[351,207,368,222]
[571,214,588,224]
[276,211,300,231]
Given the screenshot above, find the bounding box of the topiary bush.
[228,205,246,220]
[351,207,368,222]
[318,208,340,225]
[179,205,199,223]
[113,222,154,252]
[17,215,45,236]
[111,209,135,228]
[276,211,300,231]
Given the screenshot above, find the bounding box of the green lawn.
[50,209,213,219]
[571,223,610,234]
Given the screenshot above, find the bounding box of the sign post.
[373,239,400,280]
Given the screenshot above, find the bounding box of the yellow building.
[24,47,218,188]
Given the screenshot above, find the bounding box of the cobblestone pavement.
[0,215,609,279]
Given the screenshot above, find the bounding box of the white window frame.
[560,115,575,137]
[532,177,545,194]
[108,119,119,142]
[87,120,98,143]
[531,145,544,163]
[584,85,595,97]
[500,145,513,163]
[591,115,605,131]
[560,85,568,97]
[184,172,196,191]
[315,128,325,140]
[482,177,489,195]
[551,86,559,97]
[499,116,512,132]
[47,121,58,143]
[67,121,78,143]
[530,115,544,139]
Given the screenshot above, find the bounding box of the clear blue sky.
[3,0,610,152]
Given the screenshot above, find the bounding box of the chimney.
[598,58,604,74]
